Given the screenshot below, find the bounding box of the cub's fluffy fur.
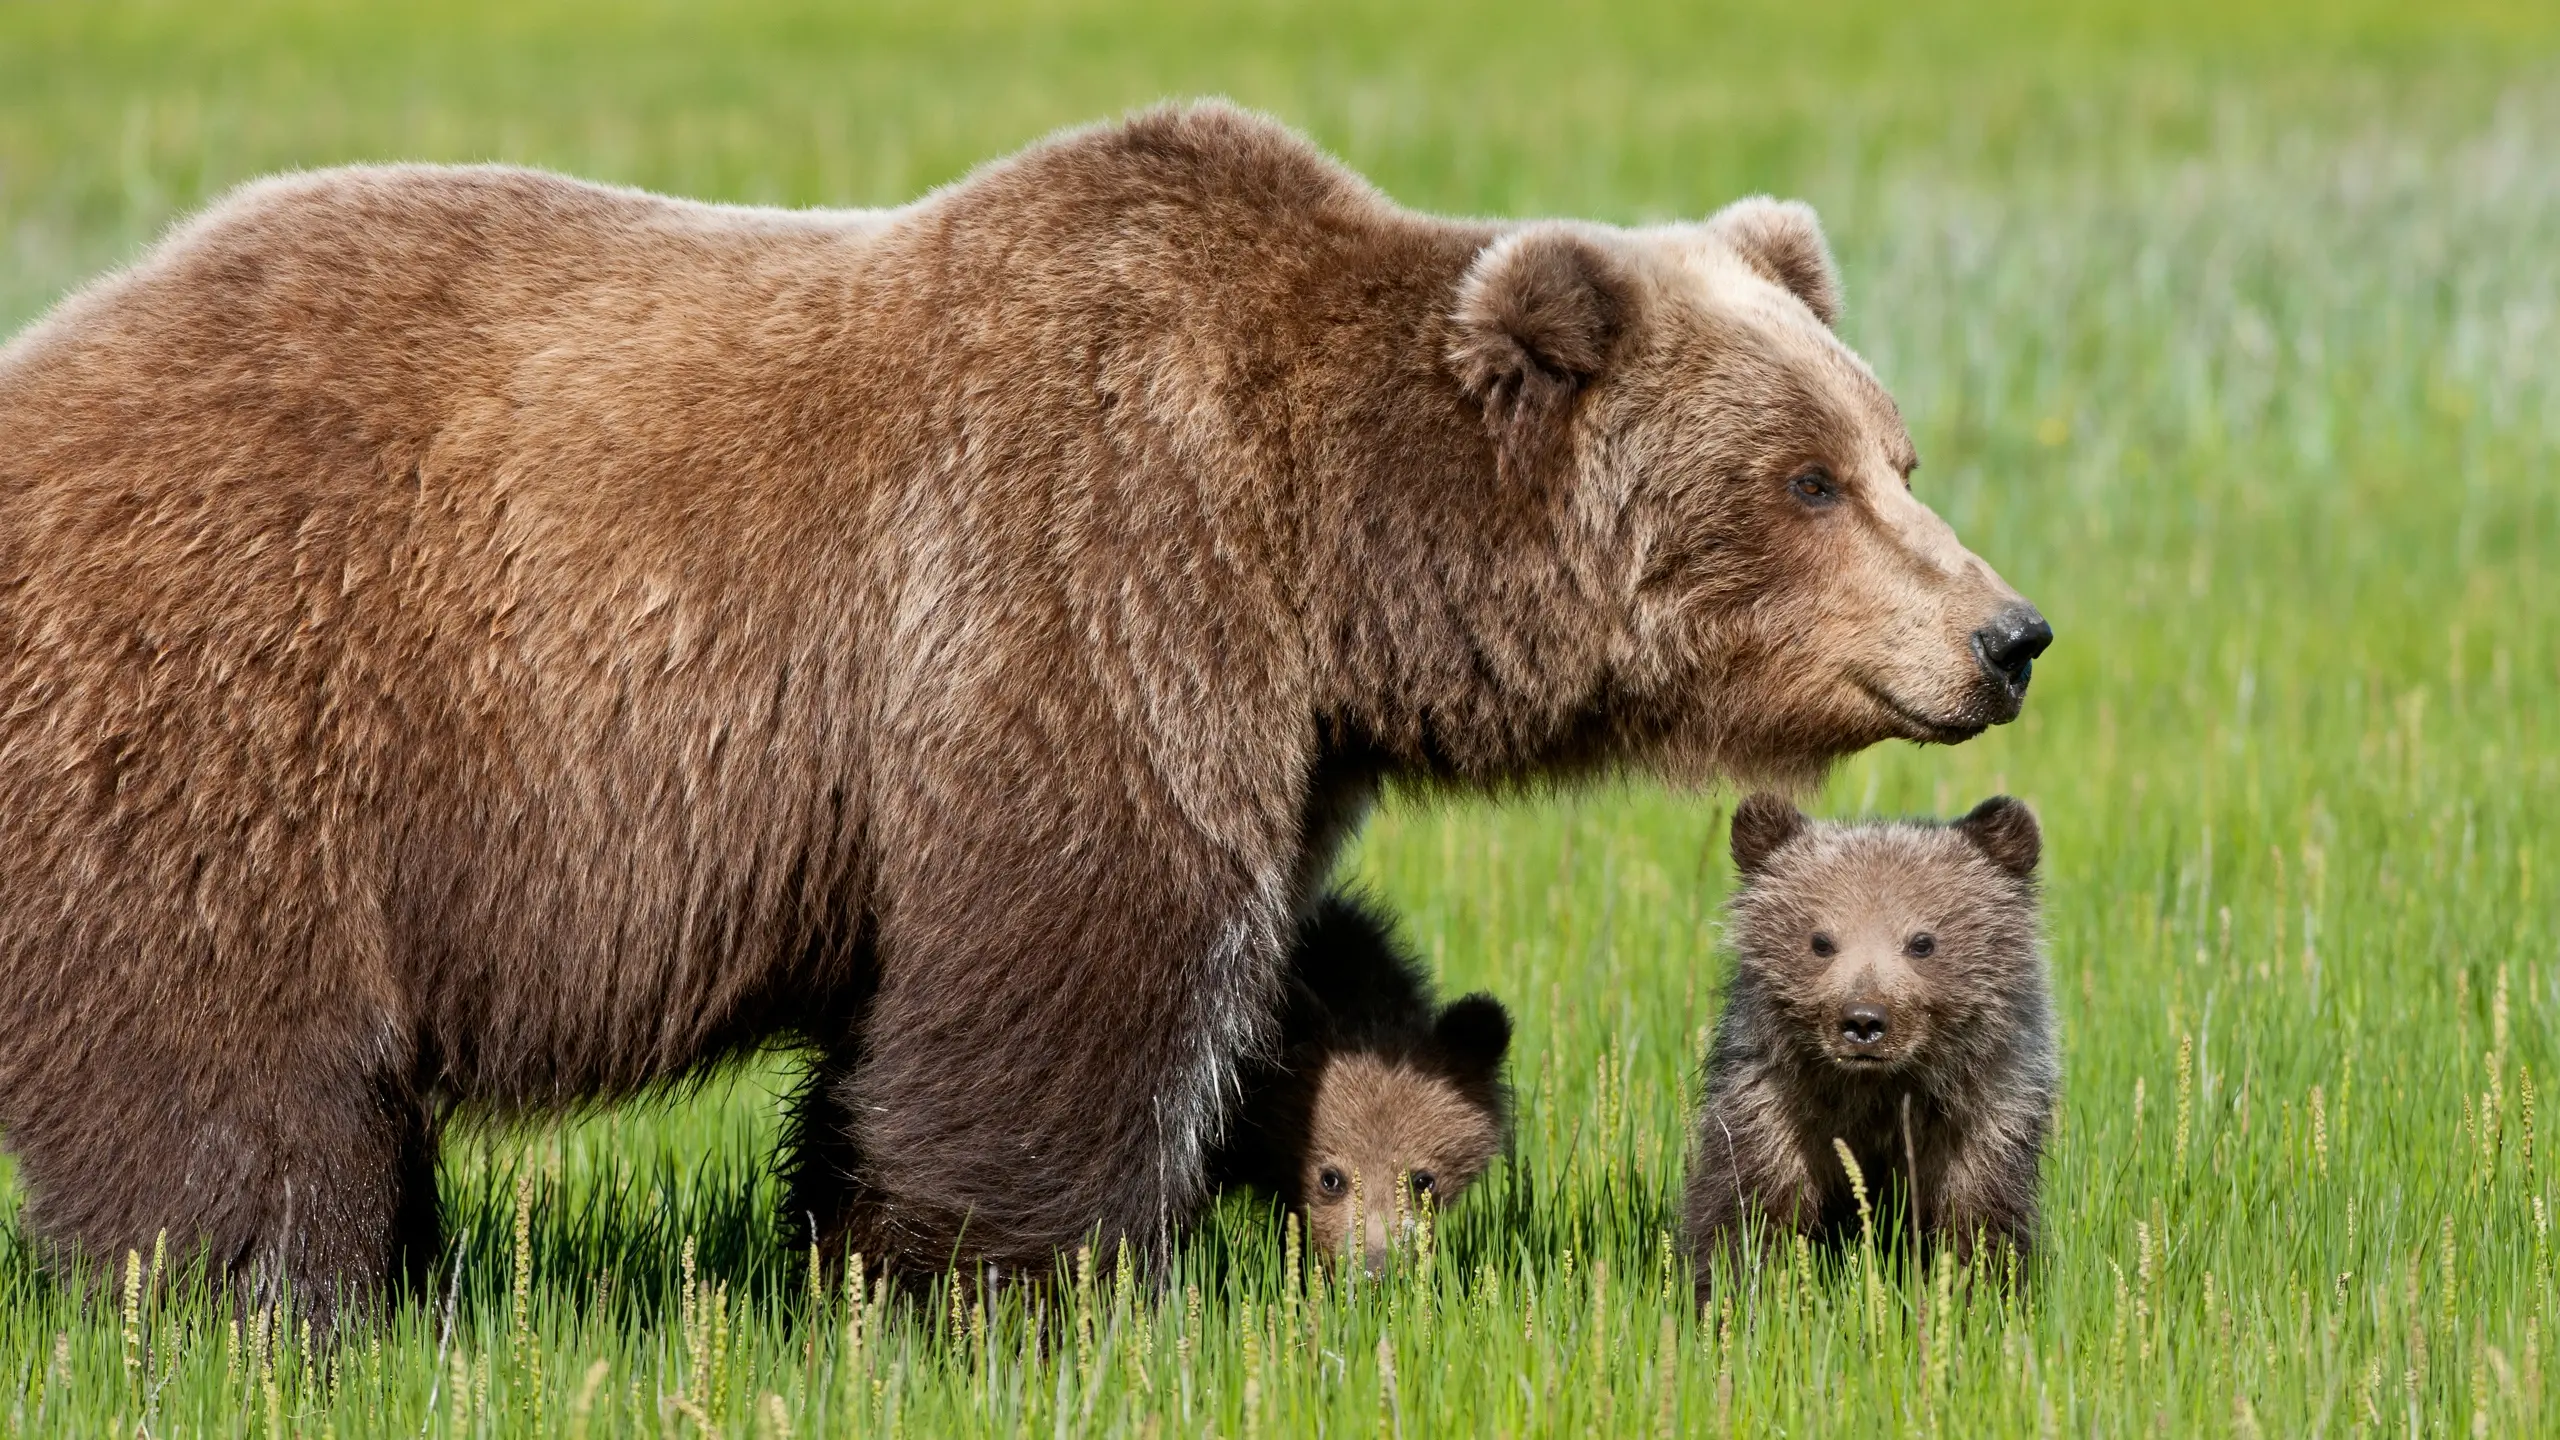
[0,99,2039,1320]
[1685,795,2056,1292]
[1213,892,1510,1272]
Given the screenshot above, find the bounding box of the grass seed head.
[2311,1083,2329,1178]
[119,1249,141,1383]
[1832,1138,1874,1241]
[2173,1033,2195,1162]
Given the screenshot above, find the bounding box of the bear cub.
[1214,891,1512,1272]
[1685,794,2056,1292]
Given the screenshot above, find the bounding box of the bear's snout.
[1839,1001,1891,1049]
[1970,603,2054,705]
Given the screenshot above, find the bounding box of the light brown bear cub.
[1215,891,1511,1272]
[1685,794,2055,1293]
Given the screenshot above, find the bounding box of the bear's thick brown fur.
[1209,890,1510,1272]
[0,101,2042,1319]
[1684,795,2057,1295]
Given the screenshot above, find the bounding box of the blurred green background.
[3,0,2549,324]
[2,2,2555,1435]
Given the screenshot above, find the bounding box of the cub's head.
[1448,202,2049,786]
[1296,995,1511,1274]
[1723,793,2045,1077]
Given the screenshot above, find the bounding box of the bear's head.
[1722,792,2045,1080]
[1294,993,1511,1274]
[1447,201,2050,788]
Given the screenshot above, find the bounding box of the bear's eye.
[1809,933,1836,958]
[1789,467,1839,508]
[1317,1167,1347,1198]
[1907,932,1936,958]
[1411,1171,1437,1197]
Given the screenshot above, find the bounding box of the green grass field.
[3,1,2556,1433]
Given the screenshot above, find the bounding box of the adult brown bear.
[0,102,2045,1320]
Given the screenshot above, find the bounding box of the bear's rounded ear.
[1701,197,1842,329]
[1955,796,2042,878]
[1729,793,1808,877]
[1433,993,1513,1079]
[1447,226,1635,481]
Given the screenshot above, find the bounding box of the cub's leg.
[1685,1080,1821,1300]
[1928,1116,2045,1272]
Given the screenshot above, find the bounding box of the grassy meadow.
[3,0,2557,1433]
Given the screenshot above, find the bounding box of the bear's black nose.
[1972,605,2053,696]
[1840,1003,1890,1046]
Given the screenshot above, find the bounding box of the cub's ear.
[1433,993,1513,1080]
[1448,226,1634,479]
[1701,197,1842,329]
[1955,796,2042,878]
[1729,793,1808,877]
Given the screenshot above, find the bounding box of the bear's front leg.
[1684,1080,1822,1299]
[1928,1114,2046,1274]
[828,798,1297,1278]
[10,1045,439,1335]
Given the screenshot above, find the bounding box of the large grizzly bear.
[0,102,2046,1319]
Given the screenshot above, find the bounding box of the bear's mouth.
[1825,1049,1913,1075]
[1853,676,1988,744]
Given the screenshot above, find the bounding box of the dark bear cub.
[1215,891,1512,1272]
[1685,794,2056,1291]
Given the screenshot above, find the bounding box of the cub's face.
[1450,202,2049,787]
[1725,793,2044,1076]
[1297,1052,1504,1274]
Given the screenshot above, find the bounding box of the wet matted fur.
[0,101,2040,1320]
[1685,795,2058,1296]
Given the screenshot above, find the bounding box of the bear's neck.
[1269,218,1650,786]
[907,116,1659,787]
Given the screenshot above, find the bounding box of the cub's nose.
[1840,1002,1891,1046]
[1972,604,2053,696]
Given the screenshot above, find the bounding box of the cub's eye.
[1411,1171,1438,1197]
[1809,933,1837,958]
[1317,1167,1347,1198]
[1789,468,1839,508]
[1907,933,1936,958]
